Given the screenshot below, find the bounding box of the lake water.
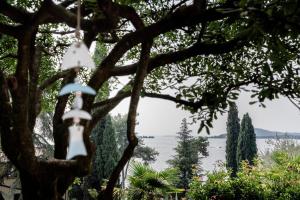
[142,135,274,172]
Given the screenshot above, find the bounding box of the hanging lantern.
[61,41,95,70]
[62,109,92,121]
[59,83,96,96]
[58,0,96,160]
[66,125,87,159]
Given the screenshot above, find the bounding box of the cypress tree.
[237,113,257,167]
[81,117,106,195]
[168,118,208,191]
[82,115,119,199]
[225,103,240,176]
[173,118,193,190]
[101,115,120,178]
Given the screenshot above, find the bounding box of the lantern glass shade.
[59,83,96,96]
[66,125,87,159]
[61,42,95,70]
[62,109,92,121]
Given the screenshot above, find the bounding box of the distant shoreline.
[139,128,300,140]
[209,136,300,139]
[208,128,300,139]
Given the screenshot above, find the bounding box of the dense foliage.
[89,117,108,189]
[101,116,120,180]
[168,118,209,191]
[189,152,300,200]
[237,113,257,166]
[225,102,240,176]
[127,162,179,200]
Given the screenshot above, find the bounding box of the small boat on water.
[140,136,155,139]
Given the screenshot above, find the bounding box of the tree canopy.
[1,0,300,199]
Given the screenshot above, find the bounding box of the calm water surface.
[143,135,273,172]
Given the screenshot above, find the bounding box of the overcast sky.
[110,90,300,136]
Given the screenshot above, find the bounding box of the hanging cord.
[75,0,81,72]
[75,0,81,40]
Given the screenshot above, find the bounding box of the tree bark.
[19,170,58,200]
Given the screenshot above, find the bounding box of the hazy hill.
[210,128,300,139]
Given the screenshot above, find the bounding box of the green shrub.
[189,170,234,200]
[233,161,266,200]
[188,153,300,200]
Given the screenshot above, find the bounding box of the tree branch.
[39,70,70,91]
[83,2,148,112]
[288,97,300,111]
[59,0,77,8]
[89,5,236,90]
[38,30,75,35]
[168,0,190,14]
[104,40,153,199]
[100,32,120,43]
[0,53,17,60]
[38,159,84,176]
[0,23,20,38]
[44,1,90,28]
[143,92,204,110]
[81,5,235,118]
[43,0,114,33]
[10,31,38,172]
[90,87,131,129]
[0,71,18,166]
[111,27,251,76]
[28,46,42,131]
[114,3,144,30]
[0,1,33,23]
[92,91,131,109]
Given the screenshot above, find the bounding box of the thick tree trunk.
[19,171,53,200]
[19,170,63,200]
